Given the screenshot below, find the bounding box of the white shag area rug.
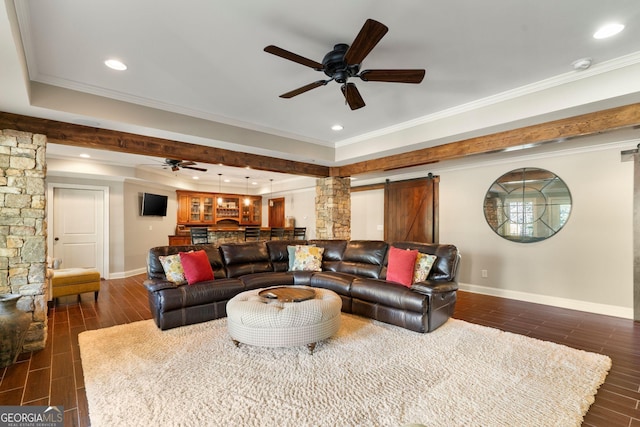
[79,314,610,427]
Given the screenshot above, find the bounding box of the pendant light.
[269,179,274,207]
[217,174,223,206]
[244,176,250,206]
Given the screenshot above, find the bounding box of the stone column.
[0,130,48,351]
[315,177,350,239]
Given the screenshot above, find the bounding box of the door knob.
[54,237,59,241]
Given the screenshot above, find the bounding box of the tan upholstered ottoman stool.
[226,286,341,354]
[50,268,101,304]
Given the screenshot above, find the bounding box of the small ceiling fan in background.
[264,19,425,110]
[161,159,207,172]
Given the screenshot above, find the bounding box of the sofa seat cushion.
[239,271,295,290]
[156,279,244,312]
[308,271,356,295]
[351,278,427,313]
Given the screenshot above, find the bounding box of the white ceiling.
[1,0,640,187]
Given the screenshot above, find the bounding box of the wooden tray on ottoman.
[259,287,315,302]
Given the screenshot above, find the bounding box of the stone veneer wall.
[315,177,351,239]
[0,130,48,352]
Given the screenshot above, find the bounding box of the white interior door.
[51,187,105,276]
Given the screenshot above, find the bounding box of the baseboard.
[458,282,633,320]
[108,267,147,280]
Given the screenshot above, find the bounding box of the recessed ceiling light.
[192,176,199,180]
[104,59,127,71]
[252,181,257,185]
[224,179,231,183]
[331,124,344,131]
[79,153,91,158]
[593,23,624,39]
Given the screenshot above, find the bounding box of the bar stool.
[293,227,306,240]
[270,227,285,240]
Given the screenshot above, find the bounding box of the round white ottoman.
[226,286,342,353]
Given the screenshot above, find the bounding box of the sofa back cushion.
[265,240,305,272]
[337,240,388,279]
[389,242,460,281]
[308,240,347,271]
[219,242,273,278]
[147,245,226,280]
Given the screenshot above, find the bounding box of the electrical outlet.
[481,269,488,278]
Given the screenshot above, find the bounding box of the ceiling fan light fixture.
[264,19,424,110]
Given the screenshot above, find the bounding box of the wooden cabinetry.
[241,196,262,225]
[168,235,191,245]
[176,190,261,225]
[177,191,215,225]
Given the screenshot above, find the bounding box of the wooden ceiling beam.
[334,103,640,176]
[0,112,331,178]
[2,103,640,179]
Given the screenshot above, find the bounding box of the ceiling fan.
[162,159,207,172]
[264,19,425,110]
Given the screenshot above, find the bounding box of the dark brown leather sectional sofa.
[144,239,460,333]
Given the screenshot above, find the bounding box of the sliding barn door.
[384,176,439,243]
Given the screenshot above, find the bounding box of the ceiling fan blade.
[344,19,389,65]
[182,165,208,172]
[280,80,328,98]
[359,69,426,83]
[264,45,324,70]
[341,83,366,110]
[178,160,197,167]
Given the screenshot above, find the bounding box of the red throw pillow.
[386,246,419,287]
[179,250,214,285]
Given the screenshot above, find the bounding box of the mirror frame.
[483,167,572,243]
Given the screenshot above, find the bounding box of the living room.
[1,1,640,426]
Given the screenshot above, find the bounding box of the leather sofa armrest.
[411,280,458,295]
[143,279,178,293]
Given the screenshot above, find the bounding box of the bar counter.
[168,227,297,245]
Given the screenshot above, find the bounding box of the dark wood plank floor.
[0,275,638,426]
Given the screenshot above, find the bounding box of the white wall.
[123,181,178,275]
[263,187,317,239]
[351,189,384,240]
[438,144,633,318]
[349,141,636,318]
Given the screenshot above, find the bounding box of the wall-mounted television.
[141,192,168,216]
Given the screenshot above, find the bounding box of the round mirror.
[483,168,572,243]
